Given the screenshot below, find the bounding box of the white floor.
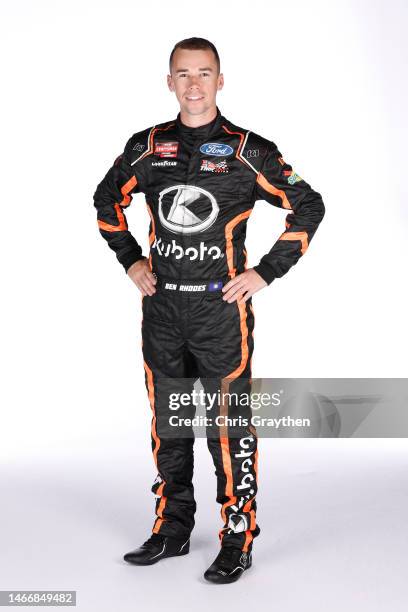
[1,437,407,611]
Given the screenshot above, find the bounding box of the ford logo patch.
[200,142,234,157]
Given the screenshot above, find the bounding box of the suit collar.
[175,106,224,139]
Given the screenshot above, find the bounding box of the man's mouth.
[186,95,204,101]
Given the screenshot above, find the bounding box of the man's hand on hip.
[222,269,267,303]
[127,259,157,296]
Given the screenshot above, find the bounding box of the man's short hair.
[169,37,220,74]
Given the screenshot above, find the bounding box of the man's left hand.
[222,269,267,303]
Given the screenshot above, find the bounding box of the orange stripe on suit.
[97,175,138,232]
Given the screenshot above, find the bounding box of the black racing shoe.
[204,546,252,584]
[123,533,190,566]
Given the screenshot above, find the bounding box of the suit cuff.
[121,252,146,273]
[253,262,276,285]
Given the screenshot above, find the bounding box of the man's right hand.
[127,258,157,296]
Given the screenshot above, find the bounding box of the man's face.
[167,48,224,117]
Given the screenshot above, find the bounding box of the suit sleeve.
[253,143,325,285]
[93,136,146,273]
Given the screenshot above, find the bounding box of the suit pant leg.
[187,294,260,552]
[141,293,197,539]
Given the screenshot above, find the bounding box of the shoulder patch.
[240,132,270,174]
[123,128,152,160]
[126,127,154,166]
[284,169,303,184]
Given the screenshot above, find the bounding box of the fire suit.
[93,107,325,551]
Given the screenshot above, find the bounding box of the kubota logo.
[152,237,223,261]
[235,435,256,493]
[227,434,256,533]
[158,185,219,235]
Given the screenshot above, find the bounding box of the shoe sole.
[124,548,190,566]
[204,560,252,584]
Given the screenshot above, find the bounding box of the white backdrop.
[1,1,407,609]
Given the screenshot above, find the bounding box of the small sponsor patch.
[244,148,260,158]
[154,141,179,158]
[208,281,223,291]
[287,170,303,185]
[200,159,229,173]
[152,160,178,167]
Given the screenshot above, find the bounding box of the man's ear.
[218,73,224,91]
[167,74,174,92]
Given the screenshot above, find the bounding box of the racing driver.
[93,37,325,584]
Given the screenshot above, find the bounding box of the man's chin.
[182,102,210,116]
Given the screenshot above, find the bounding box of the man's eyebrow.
[175,67,213,73]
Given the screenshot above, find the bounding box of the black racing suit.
[93,107,325,551]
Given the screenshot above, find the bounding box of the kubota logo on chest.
[158,185,219,235]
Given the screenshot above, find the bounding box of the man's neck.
[179,106,218,128]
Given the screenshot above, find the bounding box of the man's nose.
[188,75,200,88]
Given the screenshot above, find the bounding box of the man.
[93,37,325,584]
